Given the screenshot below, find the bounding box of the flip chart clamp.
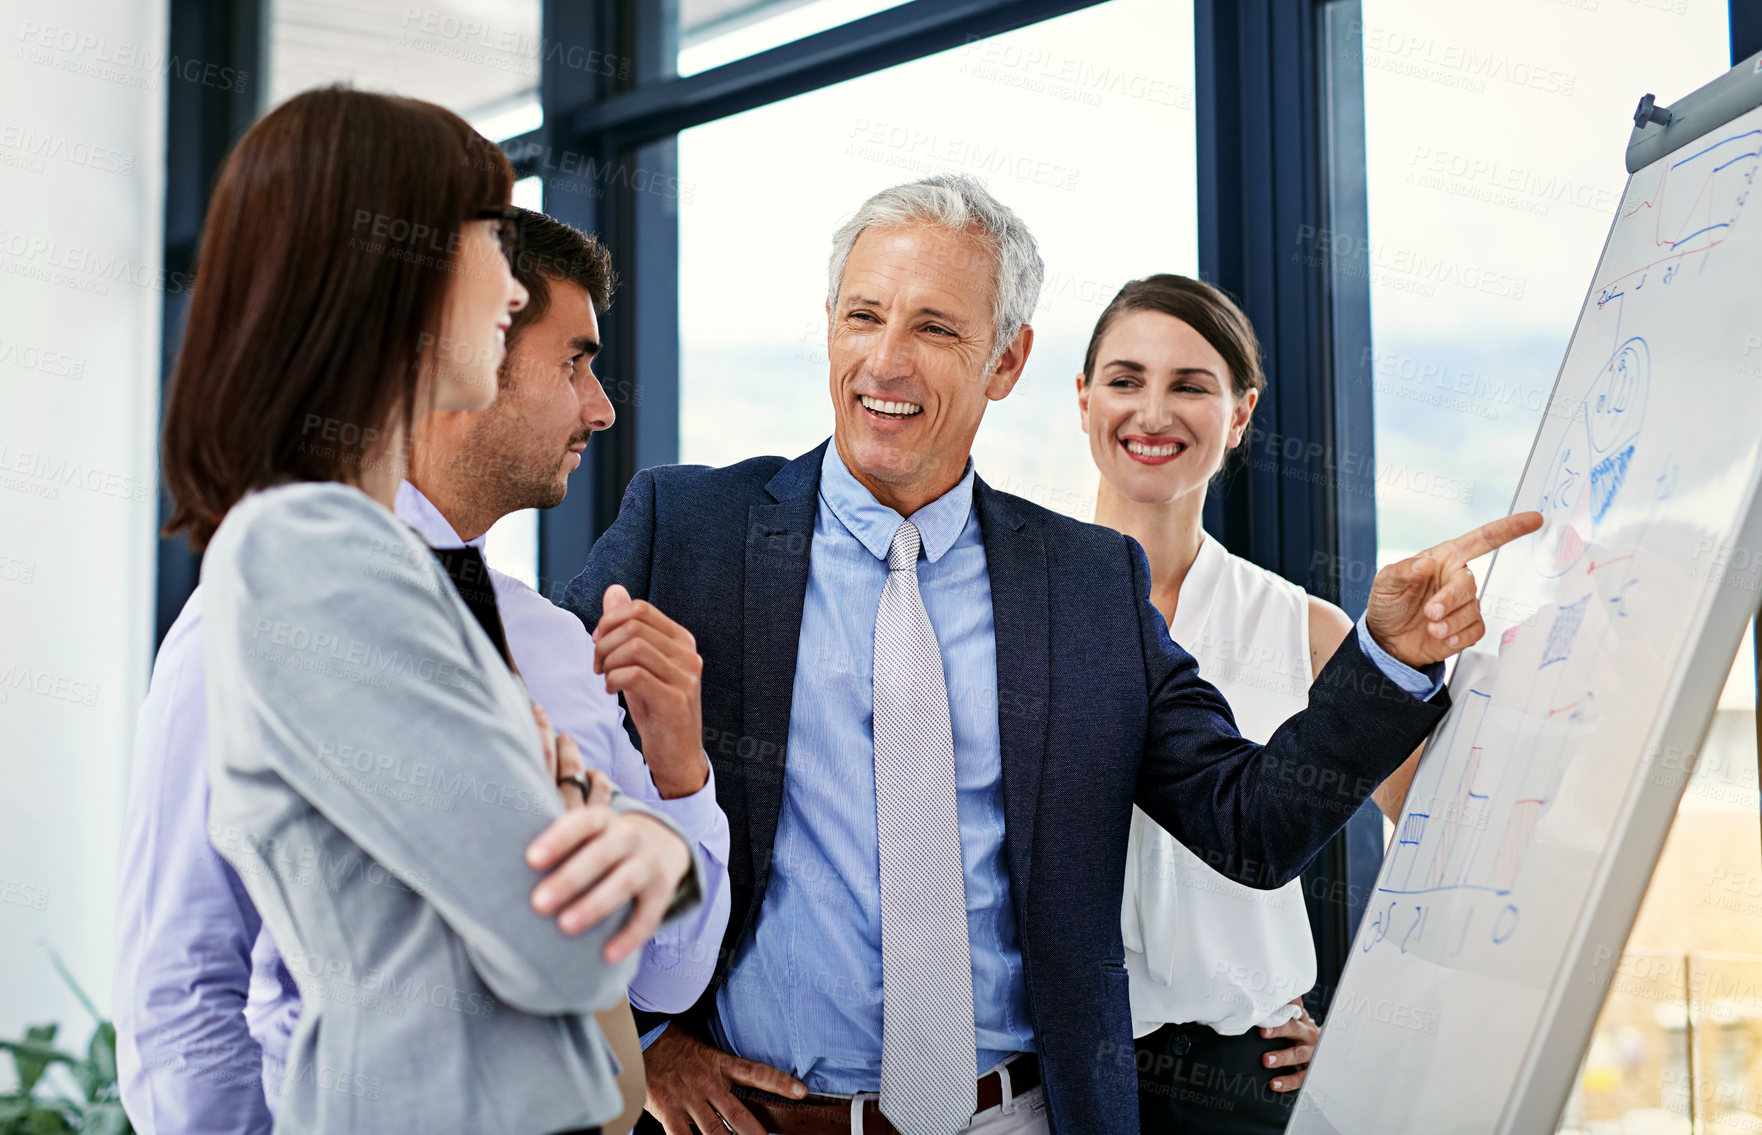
[1627,50,1762,173]
[1634,93,1673,130]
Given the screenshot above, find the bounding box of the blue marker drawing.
[1540,596,1590,668]
[1586,339,1647,456]
[1599,130,1761,290]
[1656,457,1678,500]
[1492,905,1520,945]
[1534,338,1649,577]
[1589,444,1635,523]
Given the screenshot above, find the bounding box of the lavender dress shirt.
[113,481,730,1131]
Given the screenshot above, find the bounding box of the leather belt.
[727,1053,1041,1135]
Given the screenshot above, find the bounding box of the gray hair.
[826,174,1045,366]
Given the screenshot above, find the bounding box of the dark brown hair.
[161,85,513,549]
[507,208,617,347]
[1081,274,1267,405]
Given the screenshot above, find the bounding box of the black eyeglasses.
[474,207,524,269]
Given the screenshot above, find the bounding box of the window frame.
[160,0,1757,1027]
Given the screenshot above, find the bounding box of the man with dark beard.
[115,211,729,1135]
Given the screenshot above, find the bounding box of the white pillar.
[0,0,170,1047]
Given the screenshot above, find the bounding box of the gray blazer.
[202,482,688,1134]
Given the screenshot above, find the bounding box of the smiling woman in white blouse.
[1076,274,1420,1134]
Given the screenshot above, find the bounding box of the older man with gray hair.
[565,174,1538,1135]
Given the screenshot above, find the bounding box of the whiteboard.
[1291,96,1762,1133]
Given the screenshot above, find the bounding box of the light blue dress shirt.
[713,446,1033,1091]
[705,444,1441,1094]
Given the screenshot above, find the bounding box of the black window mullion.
[155,0,264,649]
[1196,0,1383,1021]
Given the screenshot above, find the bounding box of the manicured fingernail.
[561,910,584,933]
[1448,634,1460,646]
[1272,1080,1282,1090]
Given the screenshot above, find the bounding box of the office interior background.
[1,0,1758,1130]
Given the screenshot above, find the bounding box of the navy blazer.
[563,442,1446,1135]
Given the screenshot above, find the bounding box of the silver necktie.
[873,519,977,1135]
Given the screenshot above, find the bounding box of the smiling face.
[828,224,1031,516]
[1078,309,1257,507]
[430,218,529,413]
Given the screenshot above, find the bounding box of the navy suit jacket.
[563,442,1446,1135]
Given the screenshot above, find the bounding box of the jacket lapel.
[974,478,1050,911]
[739,442,827,906]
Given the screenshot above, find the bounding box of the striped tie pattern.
[873,519,977,1135]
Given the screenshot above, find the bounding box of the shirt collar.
[395,480,485,551]
[818,442,975,565]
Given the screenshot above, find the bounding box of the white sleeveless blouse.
[1121,533,1317,1037]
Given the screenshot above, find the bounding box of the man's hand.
[593,584,709,799]
[643,1024,808,1135]
[1261,998,1318,1092]
[526,807,692,963]
[1365,511,1543,668]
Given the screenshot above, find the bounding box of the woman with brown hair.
[1076,274,1419,1134]
[159,87,692,1134]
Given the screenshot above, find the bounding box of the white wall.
[0,0,168,1045]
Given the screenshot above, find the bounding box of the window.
[269,0,541,140]
[678,0,912,76]
[1359,6,1757,1130]
[677,0,1196,522]
[264,7,548,583]
[1361,0,1730,565]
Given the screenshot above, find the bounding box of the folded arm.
[204,488,658,1016]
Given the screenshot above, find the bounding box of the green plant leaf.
[41,951,98,1036]
[75,1102,125,1135]
[0,1095,36,1122]
[81,1029,114,1098]
[20,1103,74,1134]
[0,1030,71,1095]
[68,1060,98,1105]
[43,954,100,1030]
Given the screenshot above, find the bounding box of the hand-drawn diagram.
[1534,338,1648,578]
[1595,129,1761,298]
[1359,125,1762,969]
[1298,101,1762,1135]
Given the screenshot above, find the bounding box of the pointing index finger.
[1432,511,1542,568]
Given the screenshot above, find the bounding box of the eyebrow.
[570,335,601,358]
[844,297,966,325]
[1103,359,1218,380]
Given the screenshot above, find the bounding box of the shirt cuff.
[1355,615,1446,700]
[647,759,722,845]
[639,1020,670,1051]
